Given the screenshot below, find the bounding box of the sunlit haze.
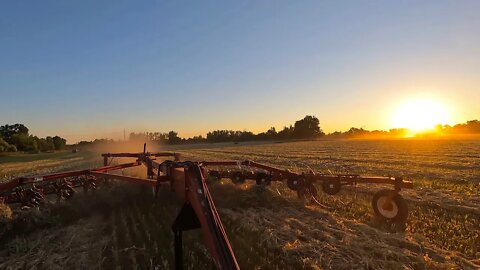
[392,98,451,133]
[1,1,479,142]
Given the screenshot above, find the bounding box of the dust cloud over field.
[0,139,479,269]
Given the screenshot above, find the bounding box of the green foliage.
[204,116,324,143]
[36,136,55,152]
[52,136,66,150]
[128,115,325,144]
[167,131,181,144]
[0,124,29,144]
[206,130,255,143]
[0,137,17,153]
[10,133,37,152]
[293,115,324,138]
[0,124,66,153]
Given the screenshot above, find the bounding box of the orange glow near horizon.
[391,98,451,135]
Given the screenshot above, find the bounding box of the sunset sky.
[1,1,479,143]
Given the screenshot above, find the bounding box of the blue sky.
[1,1,479,142]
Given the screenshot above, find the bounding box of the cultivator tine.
[82,176,98,193]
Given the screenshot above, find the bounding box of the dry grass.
[0,139,479,269]
[0,204,12,220]
[0,151,101,180]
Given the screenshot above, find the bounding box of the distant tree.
[388,128,409,138]
[10,133,35,152]
[0,123,68,152]
[45,136,55,150]
[52,136,66,150]
[0,124,29,144]
[185,135,206,144]
[447,120,480,134]
[237,131,255,142]
[266,127,277,138]
[293,115,324,138]
[36,137,55,152]
[0,137,17,152]
[129,132,148,142]
[344,127,369,138]
[277,125,294,139]
[168,131,181,144]
[75,138,114,148]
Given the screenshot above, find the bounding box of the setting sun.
[392,99,451,133]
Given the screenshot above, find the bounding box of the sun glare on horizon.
[392,99,451,134]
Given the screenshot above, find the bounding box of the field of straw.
[0,139,479,269]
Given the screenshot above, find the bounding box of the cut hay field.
[0,139,479,269]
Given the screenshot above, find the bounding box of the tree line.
[129,115,325,144]
[327,120,480,139]
[128,116,480,144]
[6,117,478,152]
[0,124,67,153]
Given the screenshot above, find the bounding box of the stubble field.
[0,139,479,269]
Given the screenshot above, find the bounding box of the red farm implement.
[0,146,413,269]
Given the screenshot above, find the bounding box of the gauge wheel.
[255,173,272,185]
[321,179,342,195]
[230,171,246,184]
[287,176,303,191]
[209,170,222,181]
[372,189,408,224]
[297,183,318,200]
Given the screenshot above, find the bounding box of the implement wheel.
[286,176,303,191]
[209,170,222,181]
[321,179,341,195]
[297,183,318,200]
[255,173,272,185]
[230,172,246,184]
[372,189,408,224]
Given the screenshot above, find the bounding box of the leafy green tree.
[10,133,36,152]
[52,136,66,150]
[168,131,181,144]
[0,124,29,144]
[277,125,294,139]
[0,137,17,152]
[36,137,55,152]
[45,136,55,151]
[293,115,324,138]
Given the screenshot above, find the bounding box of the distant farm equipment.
[0,145,413,269]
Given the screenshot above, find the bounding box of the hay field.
[0,139,479,269]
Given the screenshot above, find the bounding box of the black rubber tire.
[255,173,272,185]
[297,183,318,200]
[286,176,303,191]
[230,172,246,184]
[321,179,342,195]
[372,189,408,224]
[209,171,222,181]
